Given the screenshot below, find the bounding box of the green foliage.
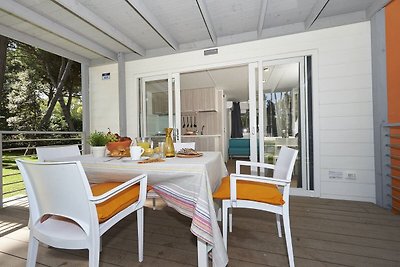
[88,131,117,146]
[2,39,82,131]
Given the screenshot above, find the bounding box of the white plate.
[122,156,149,162]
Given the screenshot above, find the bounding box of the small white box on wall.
[102,72,110,80]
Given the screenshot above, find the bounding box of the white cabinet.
[181,136,220,151]
[151,92,168,115]
[181,87,217,113]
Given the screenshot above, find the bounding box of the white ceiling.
[0,0,390,65]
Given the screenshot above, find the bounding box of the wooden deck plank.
[0,196,399,266]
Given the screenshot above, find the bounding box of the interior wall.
[90,22,375,202]
[386,0,400,213]
[89,64,119,133]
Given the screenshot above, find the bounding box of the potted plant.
[88,131,116,157]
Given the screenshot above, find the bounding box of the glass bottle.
[164,128,175,157]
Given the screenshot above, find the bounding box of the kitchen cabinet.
[181,87,216,113]
[181,135,221,152]
[151,92,168,114]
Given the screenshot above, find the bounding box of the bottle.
[164,128,175,157]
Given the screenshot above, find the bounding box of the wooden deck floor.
[0,196,399,267]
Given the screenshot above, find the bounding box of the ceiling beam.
[125,0,178,50]
[53,0,145,56]
[0,24,90,65]
[366,0,393,19]
[196,0,217,45]
[0,0,117,61]
[257,0,269,38]
[304,0,330,30]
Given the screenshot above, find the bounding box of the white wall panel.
[320,156,374,170]
[320,129,373,143]
[319,102,372,117]
[319,74,372,91]
[320,88,372,104]
[89,64,119,133]
[90,22,375,203]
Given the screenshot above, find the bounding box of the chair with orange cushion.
[16,160,147,267]
[213,146,298,267]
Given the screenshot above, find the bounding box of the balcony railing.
[381,122,400,214]
[0,131,84,208]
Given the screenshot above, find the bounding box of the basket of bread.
[176,148,203,158]
[106,131,132,157]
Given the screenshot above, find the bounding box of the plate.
[176,153,203,158]
[122,156,149,162]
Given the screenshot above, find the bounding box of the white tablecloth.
[56,152,228,267]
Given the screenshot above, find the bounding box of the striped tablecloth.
[56,152,228,267]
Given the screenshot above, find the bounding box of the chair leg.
[222,200,228,249]
[152,198,156,210]
[282,206,295,267]
[275,214,282,238]
[229,208,233,233]
[137,207,144,262]
[88,244,100,267]
[26,233,39,267]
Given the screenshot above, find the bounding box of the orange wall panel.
[386,0,400,214]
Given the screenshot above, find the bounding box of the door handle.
[252,127,255,135]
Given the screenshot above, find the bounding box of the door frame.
[139,73,181,140]
[248,56,318,196]
[132,49,320,197]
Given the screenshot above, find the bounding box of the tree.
[0,35,9,130]
[4,39,82,131]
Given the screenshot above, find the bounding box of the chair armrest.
[230,173,289,186]
[235,160,275,174]
[90,174,148,205]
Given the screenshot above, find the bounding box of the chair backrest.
[16,160,95,235]
[273,146,298,182]
[36,145,81,162]
[174,142,196,152]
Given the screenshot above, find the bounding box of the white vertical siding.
[89,22,375,202]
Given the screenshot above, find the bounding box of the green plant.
[88,131,116,146]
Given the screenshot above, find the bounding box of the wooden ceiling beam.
[257,0,269,38]
[125,0,178,50]
[53,0,145,56]
[304,0,330,30]
[366,0,393,19]
[0,24,90,65]
[0,0,117,61]
[196,0,217,45]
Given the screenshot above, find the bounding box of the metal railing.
[0,131,84,207]
[381,122,400,213]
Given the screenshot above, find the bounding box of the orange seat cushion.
[91,182,140,223]
[213,176,284,205]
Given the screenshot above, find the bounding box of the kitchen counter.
[182,134,221,138]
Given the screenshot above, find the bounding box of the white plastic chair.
[214,146,298,267]
[173,142,196,152]
[36,145,81,162]
[16,160,147,267]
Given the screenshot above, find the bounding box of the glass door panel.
[249,57,313,192]
[140,74,181,146]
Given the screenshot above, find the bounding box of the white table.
[56,152,228,267]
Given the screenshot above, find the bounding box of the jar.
[164,128,175,157]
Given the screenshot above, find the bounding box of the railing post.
[0,132,3,208]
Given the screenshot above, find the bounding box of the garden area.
[2,152,37,200]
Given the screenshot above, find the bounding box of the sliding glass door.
[139,73,181,143]
[248,57,313,192]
